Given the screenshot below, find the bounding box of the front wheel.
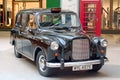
[36,51,53,77]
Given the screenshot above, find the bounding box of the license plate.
[72,65,93,71]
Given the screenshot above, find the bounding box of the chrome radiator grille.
[72,39,90,60]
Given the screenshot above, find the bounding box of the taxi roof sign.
[51,8,61,13]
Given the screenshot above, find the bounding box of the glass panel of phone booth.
[84,3,97,36]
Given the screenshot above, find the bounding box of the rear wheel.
[36,51,53,77]
[14,41,22,58]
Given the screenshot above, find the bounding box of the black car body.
[10,8,108,76]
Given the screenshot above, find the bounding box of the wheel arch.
[10,32,16,45]
[34,46,48,62]
[34,47,43,62]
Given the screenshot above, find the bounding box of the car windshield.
[37,13,81,32]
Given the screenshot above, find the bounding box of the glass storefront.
[0,0,44,29]
[12,0,42,27]
[0,0,120,34]
[12,1,40,26]
[13,2,40,16]
[6,0,12,27]
[102,0,120,32]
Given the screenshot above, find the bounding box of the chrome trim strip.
[17,50,34,61]
[46,59,108,68]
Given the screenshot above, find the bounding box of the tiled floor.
[0,31,120,80]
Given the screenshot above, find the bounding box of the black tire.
[14,42,22,58]
[89,64,102,72]
[36,51,53,77]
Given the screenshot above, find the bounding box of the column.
[110,0,113,29]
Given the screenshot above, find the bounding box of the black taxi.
[10,8,108,76]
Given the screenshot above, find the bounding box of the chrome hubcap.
[39,55,46,72]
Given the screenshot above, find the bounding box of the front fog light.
[50,41,59,50]
[100,39,108,47]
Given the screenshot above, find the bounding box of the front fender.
[10,30,16,45]
[91,37,107,58]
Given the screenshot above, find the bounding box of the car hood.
[37,29,89,46]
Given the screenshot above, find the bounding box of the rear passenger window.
[16,14,21,25]
[27,14,36,29]
[21,13,27,27]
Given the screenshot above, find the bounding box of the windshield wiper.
[48,25,80,32]
[52,26,70,31]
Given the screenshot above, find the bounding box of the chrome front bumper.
[46,59,108,68]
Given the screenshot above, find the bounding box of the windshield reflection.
[37,13,81,32]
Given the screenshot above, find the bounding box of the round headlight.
[100,39,108,47]
[50,41,59,50]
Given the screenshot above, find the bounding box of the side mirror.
[28,29,34,35]
[28,29,38,35]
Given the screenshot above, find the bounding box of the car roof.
[18,8,76,14]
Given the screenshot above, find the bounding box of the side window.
[27,14,36,29]
[21,13,27,27]
[38,14,54,27]
[15,14,21,25]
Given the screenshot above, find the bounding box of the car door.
[14,13,23,53]
[21,13,36,59]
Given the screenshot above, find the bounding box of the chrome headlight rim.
[100,39,108,47]
[50,41,59,50]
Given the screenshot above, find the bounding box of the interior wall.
[7,0,12,11]
[0,0,3,4]
[25,2,39,9]
[42,0,46,8]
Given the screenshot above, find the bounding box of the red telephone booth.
[80,0,102,36]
